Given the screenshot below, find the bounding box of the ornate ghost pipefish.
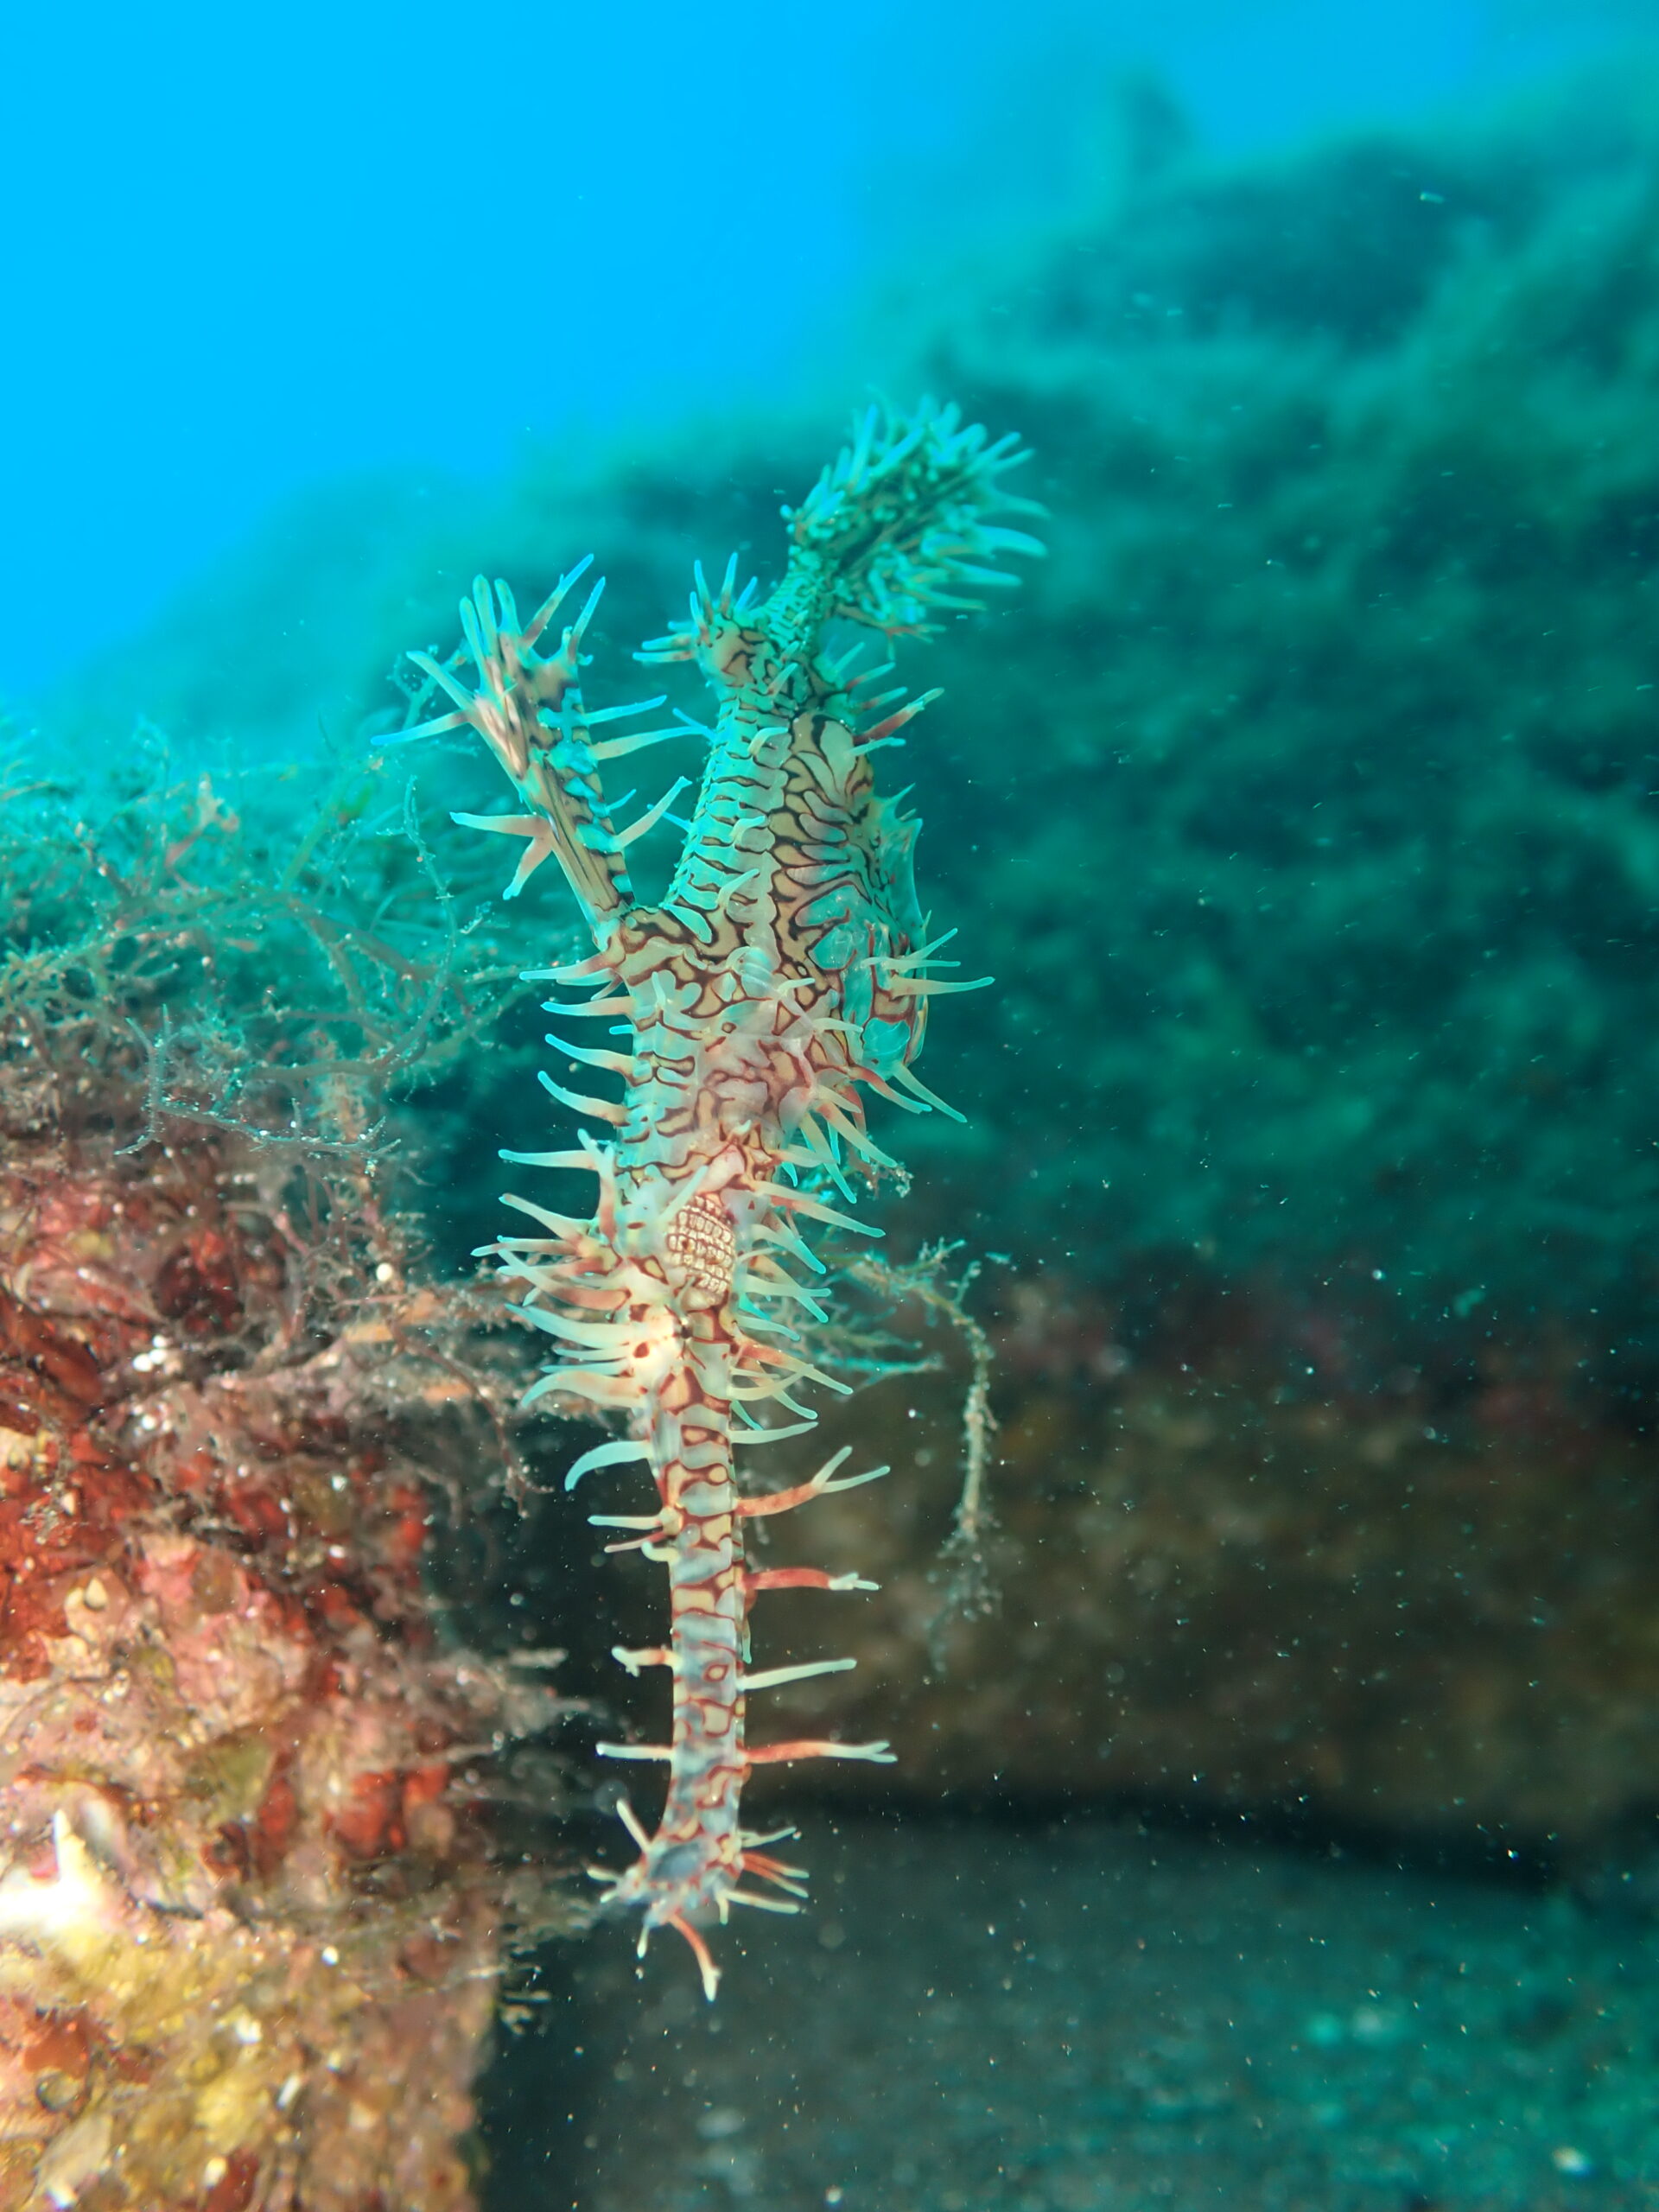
[391,402,1041,1996]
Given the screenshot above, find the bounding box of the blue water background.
[3,0,1649,703]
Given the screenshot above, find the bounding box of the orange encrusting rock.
[0,1055,550,2212]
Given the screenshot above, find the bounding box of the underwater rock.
[0,788,570,2209]
[880,87,1659,1361]
[709,1279,1659,1855]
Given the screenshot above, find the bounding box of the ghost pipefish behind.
[389,402,1042,1998]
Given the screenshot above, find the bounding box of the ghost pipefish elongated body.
[391,403,1041,1997]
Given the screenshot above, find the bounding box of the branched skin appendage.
[396,403,1041,1997]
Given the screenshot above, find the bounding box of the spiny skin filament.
[396,401,1040,1996]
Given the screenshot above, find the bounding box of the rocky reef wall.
[0,764,572,2209]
